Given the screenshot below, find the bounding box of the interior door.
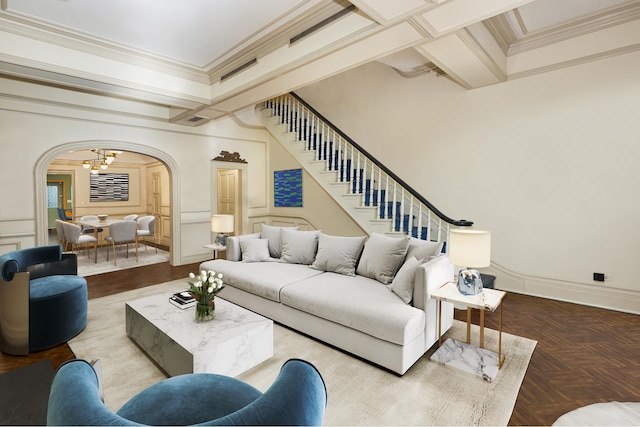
[217,169,239,235]
[46,181,64,229]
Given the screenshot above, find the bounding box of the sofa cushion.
[356,233,409,285]
[240,239,271,262]
[280,230,320,265]
[260,224,299,258]
[199,259,324,302]
[280,273,425,345]
[405,238,444,263]
[389,256,421,304]
[227,233,260,261]
[311,234,366,276]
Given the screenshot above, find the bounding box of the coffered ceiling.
[1,0,638,126]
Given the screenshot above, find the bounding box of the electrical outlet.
[593,272,605,282]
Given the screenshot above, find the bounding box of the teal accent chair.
[0,245,87,354]
[47,358,327,426]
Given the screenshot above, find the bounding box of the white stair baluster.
[361,159,367,205]
[408,194,414,237]
[376,169,382,218]
[356,152,361,196]
[399,188,405,234]
[350,145,355,192]
[391,182,397,230]
[417,204,423,240]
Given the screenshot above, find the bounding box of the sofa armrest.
[226,236,242,261]
[413,255,455,346]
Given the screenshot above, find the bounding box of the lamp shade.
[449,229,491,268]
[211,214,234,233]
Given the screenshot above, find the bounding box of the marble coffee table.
[125,293,273,377]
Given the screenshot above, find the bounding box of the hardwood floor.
[1,263,639,425]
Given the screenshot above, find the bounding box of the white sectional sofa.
[199,225,454,375]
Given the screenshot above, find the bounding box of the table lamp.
[449,228,491,295]
[211,214,234,247]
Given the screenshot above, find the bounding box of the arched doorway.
[34,141,182,266]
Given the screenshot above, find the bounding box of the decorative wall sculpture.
[274,169,302,207]
[213,151,247,163]
[90,173,129,202]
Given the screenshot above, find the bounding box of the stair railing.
[265,93,472,243]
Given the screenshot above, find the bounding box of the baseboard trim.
[484,263,640,315]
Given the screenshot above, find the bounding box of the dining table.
[77,218,123,263]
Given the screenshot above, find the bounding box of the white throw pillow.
[389,256,421,303]
[260,224,299,258]
[280,229,320,265]
[240,238,271,262]
[405,238,444,262]
[311,233,366,276]
[231,233,260,261]
[356,233,410,285]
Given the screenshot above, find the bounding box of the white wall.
[0,81,269,265]
[296,50,640,313]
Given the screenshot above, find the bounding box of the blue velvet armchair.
[0,245,87,354]
[47,358,327,426]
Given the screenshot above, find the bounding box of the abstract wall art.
[274,168,302,207]
[90,173,129,202]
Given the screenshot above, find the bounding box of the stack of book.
[169,290,196,309]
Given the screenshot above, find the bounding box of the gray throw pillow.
[405,237,444,262]
[311,233,366,276]
[356,233,410,285]
[260,224,299,258]
[389,256,421,303]
[280,229,320,265]
[240,238,271,262]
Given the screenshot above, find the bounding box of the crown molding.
[0,13,210,85]
[486,2,640,57]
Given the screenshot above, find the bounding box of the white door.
[217,169,240,236]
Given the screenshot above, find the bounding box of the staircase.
[261,93,472,247]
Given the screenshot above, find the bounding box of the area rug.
[0,359,54,425]
[76,246,169,277]
[68,279,537,426]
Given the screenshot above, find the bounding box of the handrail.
[290,92,472,227]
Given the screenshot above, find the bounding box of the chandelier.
[82,149,122,174]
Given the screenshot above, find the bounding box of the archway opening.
[35,141,182,267]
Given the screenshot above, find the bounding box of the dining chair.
[136,216,157,253]
[62,222,97,259]
[79,215,104,241]
[57,207,73,222]
[105,220,138,266]
[54,219,66,250]
[123,214,138,221]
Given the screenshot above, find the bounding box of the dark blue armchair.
[57,207,73,221]
[0,245,87,354]
[47,358,327,426]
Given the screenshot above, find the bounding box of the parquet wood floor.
[2,263,639,426]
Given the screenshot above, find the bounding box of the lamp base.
[215,233,228,247]
[457,269,483,295]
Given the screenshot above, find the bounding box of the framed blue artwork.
[274,168,303,207]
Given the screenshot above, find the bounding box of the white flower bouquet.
[187,270,225,306]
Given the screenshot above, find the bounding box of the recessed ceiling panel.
[515,0,630,34]
[5,0,306,67]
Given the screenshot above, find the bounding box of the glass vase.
[195,300,216,322]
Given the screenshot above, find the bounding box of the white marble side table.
[126,292,273,377]
[203,243,226,259]
[430,281,507,382]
